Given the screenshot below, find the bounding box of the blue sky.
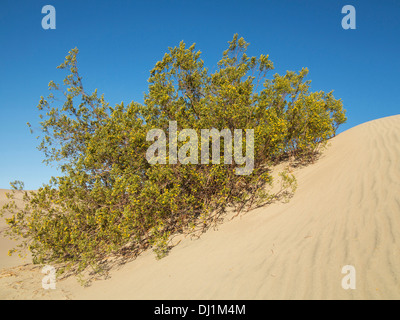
[0,0,399,189]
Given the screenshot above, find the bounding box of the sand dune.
[0,190,32,270]
[1,115,400,299]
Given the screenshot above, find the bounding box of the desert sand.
[1,115,400,300]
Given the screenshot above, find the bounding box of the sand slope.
[0,190,32,270]
[1,115,400,299]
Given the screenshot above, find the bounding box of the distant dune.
[1,115,400,299]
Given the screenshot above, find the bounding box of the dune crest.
[1,115,400,299]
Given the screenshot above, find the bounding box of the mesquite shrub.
[1,35,346,276]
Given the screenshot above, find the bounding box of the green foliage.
[10,180,25,191]
[1,35,346,277]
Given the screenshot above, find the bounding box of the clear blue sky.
[0,0,399,189]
